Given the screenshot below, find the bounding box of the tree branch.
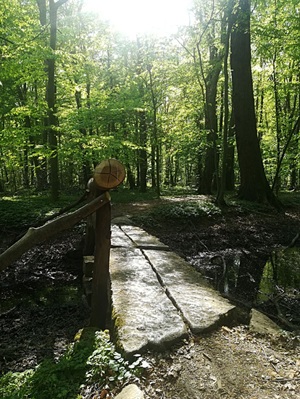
[272,116,300,191]
[54,0,69,9]
[0,36,15,45]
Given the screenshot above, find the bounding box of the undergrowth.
[0,194,78,229]
[132,200,221,228]
[111,187,159,203]
[1,188,299,233]
[278,191,300,207]
[0,329,147,399]
[157,201,221,219]
[0,188,157,229]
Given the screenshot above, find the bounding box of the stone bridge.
[106,221,238,356]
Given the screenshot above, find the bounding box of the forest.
[0,1,300,399]
[0,0,299,204]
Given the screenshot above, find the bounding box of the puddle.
[188,247,300,329]
[256,248,300,303]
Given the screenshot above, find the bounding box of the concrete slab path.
[110,223,237,356]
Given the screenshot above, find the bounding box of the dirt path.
[140,326,299,399]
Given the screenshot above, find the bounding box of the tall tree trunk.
[195,13,224,195]
[216,8,233,205]
[36,0,49,191]
[47,0,68,200]
[197,50,221,194]
[272,52,282,194]
[230,0,280,207]
[23,116,31,189]
[272,116,300,192]
[126,163,136,189]
[147,65,160,197]
[138,110,148,192]
[75,87,91,185]
[225,113,235,191]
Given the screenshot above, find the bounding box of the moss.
[110,306,126,354]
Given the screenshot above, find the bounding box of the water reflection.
[189,247,300,328]
[257,248,300,304]
[188,249,266,304]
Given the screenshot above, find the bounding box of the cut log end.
[93,159,125,190]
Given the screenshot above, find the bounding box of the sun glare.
[83,0,193,38]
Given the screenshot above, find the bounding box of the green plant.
[278,191,300,208]
[147,201,221,221]
[0,370,34,399]
[0,329,147,399]
[85,330,142,384]
[0,194,78,229]
[111,187,159,204]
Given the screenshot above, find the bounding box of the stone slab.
[110,246,188,356]
[144,249,237,334]
[249,309,282,336]
[115,384,144,399]
[111,225,134,247]
[111,215,134,226]
[120,225,169,250]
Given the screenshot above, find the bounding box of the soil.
[0,196,299,398]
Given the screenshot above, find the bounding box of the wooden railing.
[0,159,126,329]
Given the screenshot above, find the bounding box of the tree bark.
[74,86,91,185]
[197,59,221,195]
[216,7,233,205]
[0,191,110,272]
[36,0,47,25]
[47,0,68,200]
[125,164,135,189]
[196,15,223,195]
[138,110,148,192]
[272,116,300,192]
[147,65,161,196]
[225,113,235,191]
[230,0,280,207]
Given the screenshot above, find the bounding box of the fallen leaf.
[100,389,109,398]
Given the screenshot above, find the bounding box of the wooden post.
[83,178,96,256]
[89,159,125,328]
[90,189,111,328]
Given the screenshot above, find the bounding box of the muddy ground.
[0,196,299,398]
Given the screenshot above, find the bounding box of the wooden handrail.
[0,191,111,272]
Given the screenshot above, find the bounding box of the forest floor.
[0,193,300,398]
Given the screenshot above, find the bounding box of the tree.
[230,0,280,207]
[216,0,235,205]
[187,1,224,194]
[252,0,300,191]
[0,0,298,197]
[45,0,69,200]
